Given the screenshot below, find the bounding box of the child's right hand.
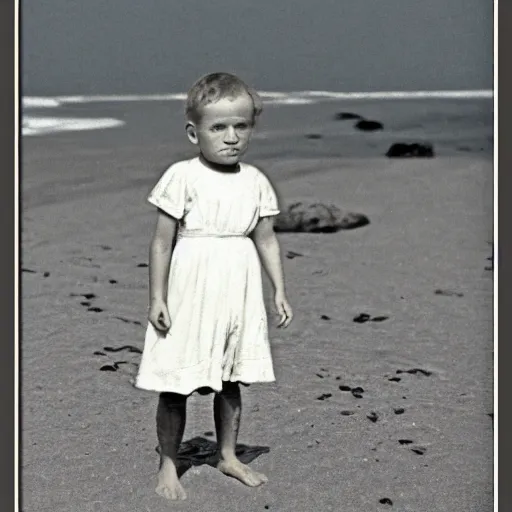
[148,300,171,333]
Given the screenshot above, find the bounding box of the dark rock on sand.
[353,313,371,323]
[88,307,103,313]
[320,315,331,320]
[379,498,393,505]
[394,408,405,415]
[339,385,351,392]
[388,377,401,382]
[317,393,333,401]
[286,251,303,259]
[335,112,363,120]
[367,412,379,423]
[109,279,118,284]
[22,268,37,273]
[411,447,426,455]
[371,315,389,322]
[398,439,413,445]
[386,142,435,158]
[397,368,432,377]
[100,365,117,372]
[340,410,355,416]
[355,120,384,131]
[137,263,148,268]
[435,289,464,297]
[305,133,322,139]
[103,345,143,354]
[274,202,370,233]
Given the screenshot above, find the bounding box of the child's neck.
[199,153,241,174]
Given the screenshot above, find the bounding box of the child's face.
[187,94,255,166]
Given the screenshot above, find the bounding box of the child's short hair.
[186,72,263,123]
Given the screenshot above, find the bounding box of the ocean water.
[21,89,493,137]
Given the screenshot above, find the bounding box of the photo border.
[1,0,16,510]
[498,1,509,510]
[7,1,500,511]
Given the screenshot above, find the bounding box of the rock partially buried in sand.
[334,112,363,120]
[355,120,383,131]
[386,142,435,158]
[274,202,370,233]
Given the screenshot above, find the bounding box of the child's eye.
[211,124,226,132]
[235,123,249,130]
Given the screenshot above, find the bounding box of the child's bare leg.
[155,392,188,500]
[214,381,268,487]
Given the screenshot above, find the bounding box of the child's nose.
[224,127,239,144]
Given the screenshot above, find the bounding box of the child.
[135,72,293,501]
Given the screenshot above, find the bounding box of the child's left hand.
[275,291,293,328]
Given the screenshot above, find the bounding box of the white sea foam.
[22,97,62,108]
[22,116,125,136]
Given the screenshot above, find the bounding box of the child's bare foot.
[156,458,187,501]
[217,457,268,487]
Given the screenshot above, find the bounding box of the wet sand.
[21,99,493,512]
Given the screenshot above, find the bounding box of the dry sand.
[21,99,493,512]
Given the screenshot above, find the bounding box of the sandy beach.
[21,98,493,512]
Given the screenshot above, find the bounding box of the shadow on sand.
[156,436,270,478]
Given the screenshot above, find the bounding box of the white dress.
[135,157,280,395]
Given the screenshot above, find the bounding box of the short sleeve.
[147,164,187,219]
[258,171,280,217]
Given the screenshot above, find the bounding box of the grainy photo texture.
[19,2,495,511]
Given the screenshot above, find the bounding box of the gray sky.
[22,0,493,95]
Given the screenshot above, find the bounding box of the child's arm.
[251,217,293,328]
[148,210,178,332]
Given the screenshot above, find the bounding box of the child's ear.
[185,121,199,145]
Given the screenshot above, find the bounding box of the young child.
[135,72,293,501]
